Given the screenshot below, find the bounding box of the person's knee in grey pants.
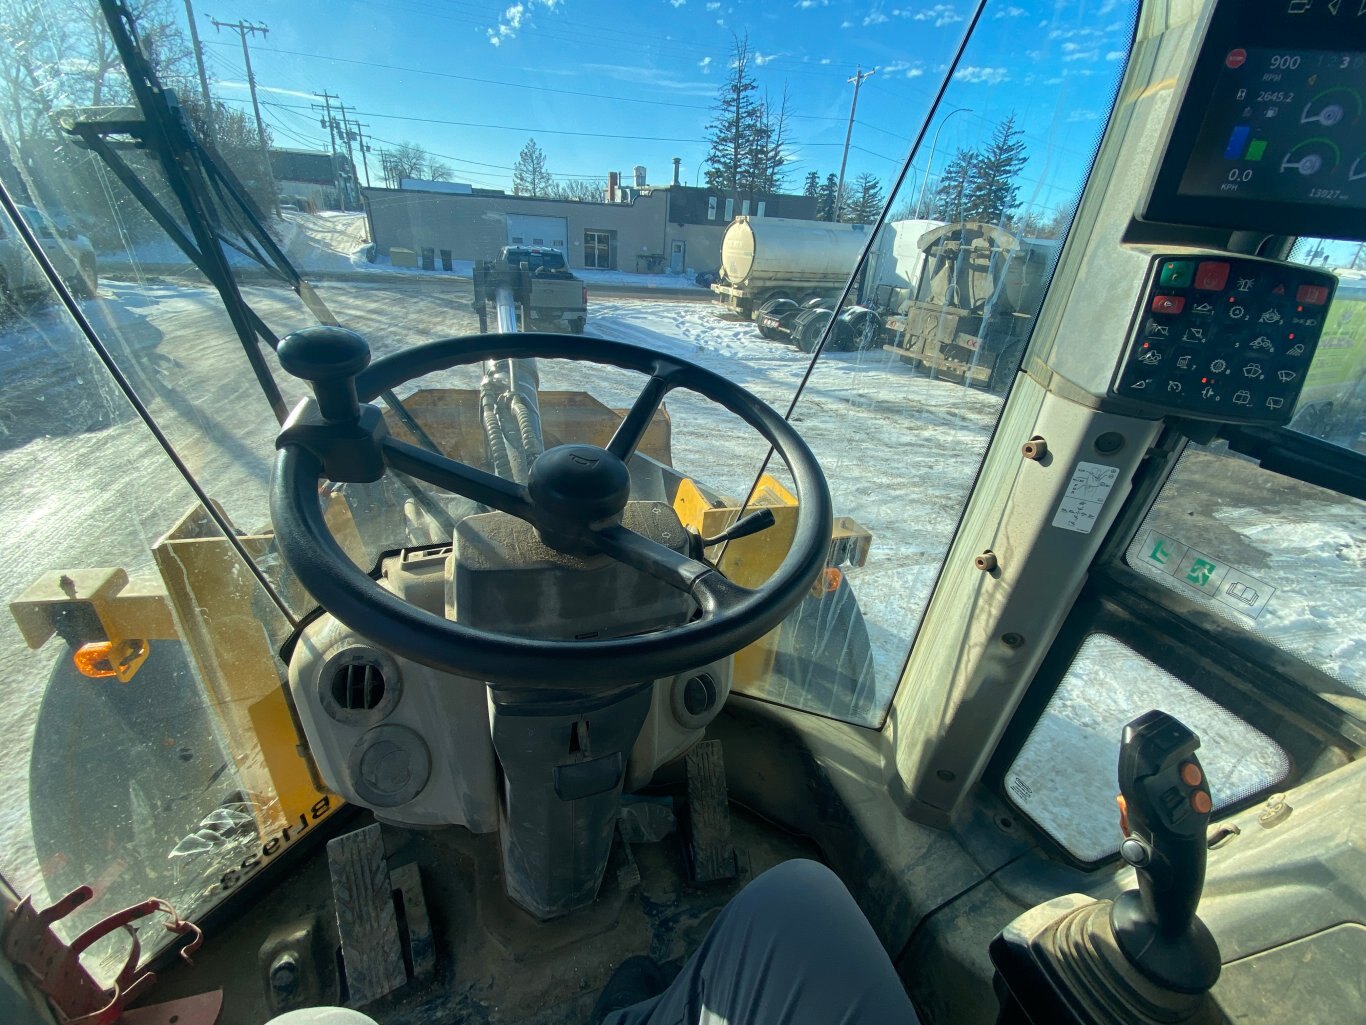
[605,859,920,1025]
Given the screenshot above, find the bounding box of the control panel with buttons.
[1111,254,1337,424]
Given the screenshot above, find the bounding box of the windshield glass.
[0,0,1134,971]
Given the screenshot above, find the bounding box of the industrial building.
[361,161,818,275]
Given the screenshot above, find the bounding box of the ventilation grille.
[330,660,386,711]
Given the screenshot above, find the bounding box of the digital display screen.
[1177,47,1366,211]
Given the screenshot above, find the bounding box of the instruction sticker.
[1139,530,1276,620]
[1051,461,1120,534]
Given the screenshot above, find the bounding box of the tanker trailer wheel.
[792,308,834,353]
[756,298,798,340]
[838,308,883,352]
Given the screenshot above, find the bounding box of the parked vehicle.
[883,222,1057,392]
[710,217,873,320]
[0,204,97,309]
[498,245,588,333]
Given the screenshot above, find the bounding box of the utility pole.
[312,92,347,209]
[183,0,215,143]
[351,121,373,188]
[209,17,277,214]
[335,101,360,207]
[835,65,875,223]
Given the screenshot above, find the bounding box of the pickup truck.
[500,245,588,334]
[0,204,98,310]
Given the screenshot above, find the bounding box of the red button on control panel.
[1152,295,1185,315]
[1194,261,1230,291]
[1296,284,1330,306]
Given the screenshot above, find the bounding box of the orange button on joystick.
[1190,790,1212,814]
[1180,762,1203,787]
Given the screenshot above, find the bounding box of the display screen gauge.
[1177,47,1365,211]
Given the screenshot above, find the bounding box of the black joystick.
[277,325,371,423]
[1111,710,1221,994]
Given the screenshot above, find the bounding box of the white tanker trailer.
[709,216,874,319]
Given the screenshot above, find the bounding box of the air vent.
[331,660,386,711]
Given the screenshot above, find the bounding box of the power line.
[200,39,907,135]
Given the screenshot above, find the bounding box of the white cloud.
[840,19,853,27]
[754,51,778,65]
[698,56,712,71]
[882,60,925,79]
[795,0,829,7]
[863,10,889,25]
[1066,109,1099,123]
[819,57,832,64]
[670,0,686,7]
[486,0,561,46]
[706,1,720,7]
[1063,49,1099,61]
[954,65,1008,84]
[912,4,962,27]
[1105,50,1125,61]
[994,4,1026,16]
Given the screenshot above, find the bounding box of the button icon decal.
[1191,301,1215,316]
[1228,305,1247,320]
[1287,343,1306,357]
[1176,355,1193,369]
[1167,381,1182,393]
[1266,396,1284,410]
[1137,349,1163,365]
[1259,308,1283,325]
[1243,363,1264,378]
[1182,327,1206,343]
[1233,390,1251,405]
[1210,358,1228,373]
[1144,320,1170,338]
[1152,295,1185,314]
[1277,369,1297,382]
[1250,336,1275,352]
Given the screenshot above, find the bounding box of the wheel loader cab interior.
[0,2,1364,1025]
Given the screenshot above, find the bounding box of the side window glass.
[731,3,1138,726]
[1286,239,1364,450]
[1127,443,1365,698]
[1005,634,1289,862]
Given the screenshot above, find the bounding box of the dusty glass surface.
[1005,634,1289,863]
[1127,443,1365,694]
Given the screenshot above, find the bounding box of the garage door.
[506,214,568,250]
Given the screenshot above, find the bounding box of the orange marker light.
[1117,794,1130,836]
[1180,762,1203,787]
[72,639,148,683]
[1191,791,1213,815]
[812,566,843,596]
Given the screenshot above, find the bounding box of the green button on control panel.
[1158,260,1195,288]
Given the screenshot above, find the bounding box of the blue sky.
[200,0,1137,212]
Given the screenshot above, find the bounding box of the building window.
[724,197,734,220]
[707,196,717,220]
[756,201,766,217]
[741,199,750,216]
[584,230,613,269]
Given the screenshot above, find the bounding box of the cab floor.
[149,803,821,1025]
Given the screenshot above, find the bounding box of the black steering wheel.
[271,327,833,687]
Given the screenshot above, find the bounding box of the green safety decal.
[1139,530,1276,620]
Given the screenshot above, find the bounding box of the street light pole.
[915,106,972,219]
